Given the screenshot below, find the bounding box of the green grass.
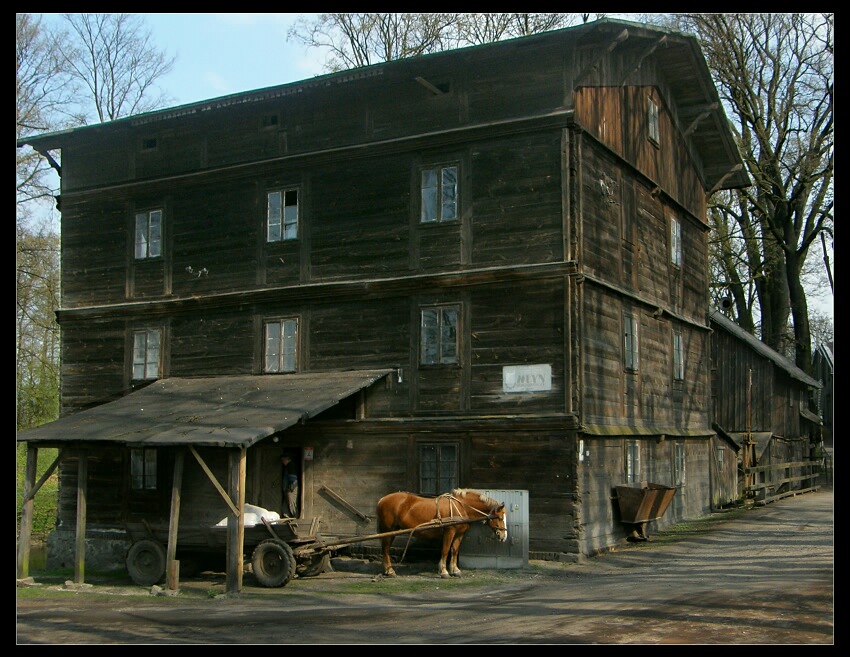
[16,443,59,544]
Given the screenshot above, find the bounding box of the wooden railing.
[743,460,822,506]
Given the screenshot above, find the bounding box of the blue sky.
[142,13,326,106]
[40,13,327,109]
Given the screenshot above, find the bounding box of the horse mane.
[450,488,502,509]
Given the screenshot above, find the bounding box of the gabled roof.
[16,18,749,192]
[709,309,821,389]
[16,370,392,449]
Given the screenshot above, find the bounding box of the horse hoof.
[384,570,397,577]
[440,572,451,579]
[451,572,463,578]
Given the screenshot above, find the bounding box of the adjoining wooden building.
[709,309,823,505]
[17,18,752,589]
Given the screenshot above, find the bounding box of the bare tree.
[59,13,175,123]
[288,13,602,71]
[288,13,458,72]
[674,13,833,374]
[16,13,73,208]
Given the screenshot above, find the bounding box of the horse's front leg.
[438,530,454,578]
[449,535,464,577]
[381,537,397,577]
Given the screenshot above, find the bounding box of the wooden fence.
[743,460,822,506]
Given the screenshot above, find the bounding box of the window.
[624,313,639,372]
[420,165,458,223]
[647,97,659,144]
[135,210,162,259]
[626,440,641,484]
[264,318,298,373]
[130,448,157,490]
[670,215,682,268]
[673,441,686,486]
[133,329,161,380]
[715,447,725,468]
[420,305,459,365]
[267,189,299,242]
[673,330,685,381]
[419,443,459,495]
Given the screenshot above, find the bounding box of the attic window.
[647,97,659,145]
[141,137,158,151]
[262,113,280,128]
[415,76,450,95]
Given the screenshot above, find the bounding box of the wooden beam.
[708,163,744,194]
[574,29,629,87]
[318,485,370,522]
[683,103,719,137]
[166,450,184,591]
[225,448,247,594]
[16,445,38,579]
[74,454,88,584]
[189,445,239,516]
[620,35,667,86]
[21,452,61,504]
[415,76,445,95]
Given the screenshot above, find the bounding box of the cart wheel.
[298,552,332,577]
[252,539,296,588]
[126,539,166,587]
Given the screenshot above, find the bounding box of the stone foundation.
[46,529,131,572]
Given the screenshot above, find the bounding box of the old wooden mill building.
[21,18,813,592]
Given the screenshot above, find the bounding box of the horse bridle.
[435,493,506,533]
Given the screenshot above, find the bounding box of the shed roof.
[709,309,822,389]
[16,370,392,449]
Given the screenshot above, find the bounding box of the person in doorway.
[281,455,299,518]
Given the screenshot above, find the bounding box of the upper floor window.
[647,97,660,145]
[267,188,299,242]
[135,209,162,259]
[133,329,161,380]
[673,441,686,486]
[673,330,685,381]
[670,215,682,268]
[264,318,298,373]
[130,447,157,490]
[626,440,641,484]
[420,305,459,365]
[420,165,458,223]
[624,313,639,372]
[419,442,459,495]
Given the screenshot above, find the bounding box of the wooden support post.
[74,453,88,584]
[225,447,247,594]
[17,445,38,579]
[166,450,184,591]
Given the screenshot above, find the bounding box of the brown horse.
[376,488,508,578]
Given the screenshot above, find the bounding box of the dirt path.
[16,487,833,644]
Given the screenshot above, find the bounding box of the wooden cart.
[124,515,487,588]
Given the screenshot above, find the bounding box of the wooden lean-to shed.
[709,309,823,505]
[17,18,750,591]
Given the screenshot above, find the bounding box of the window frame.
[670,215,682,268]
[134,209,162,260]
[132,328,162,381]
[263,317,299,373]
[418,442,460,496]
[647,96,660,145]
[624,313,640,372]
[673,330,685,381]
[130,447,158,491]
[419,304,460,365]
[673,441,686,486]
[266,187,300,243]
[625,440,641,484]
[420,163,459,224]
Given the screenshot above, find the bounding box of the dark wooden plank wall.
[574,86,706,223]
